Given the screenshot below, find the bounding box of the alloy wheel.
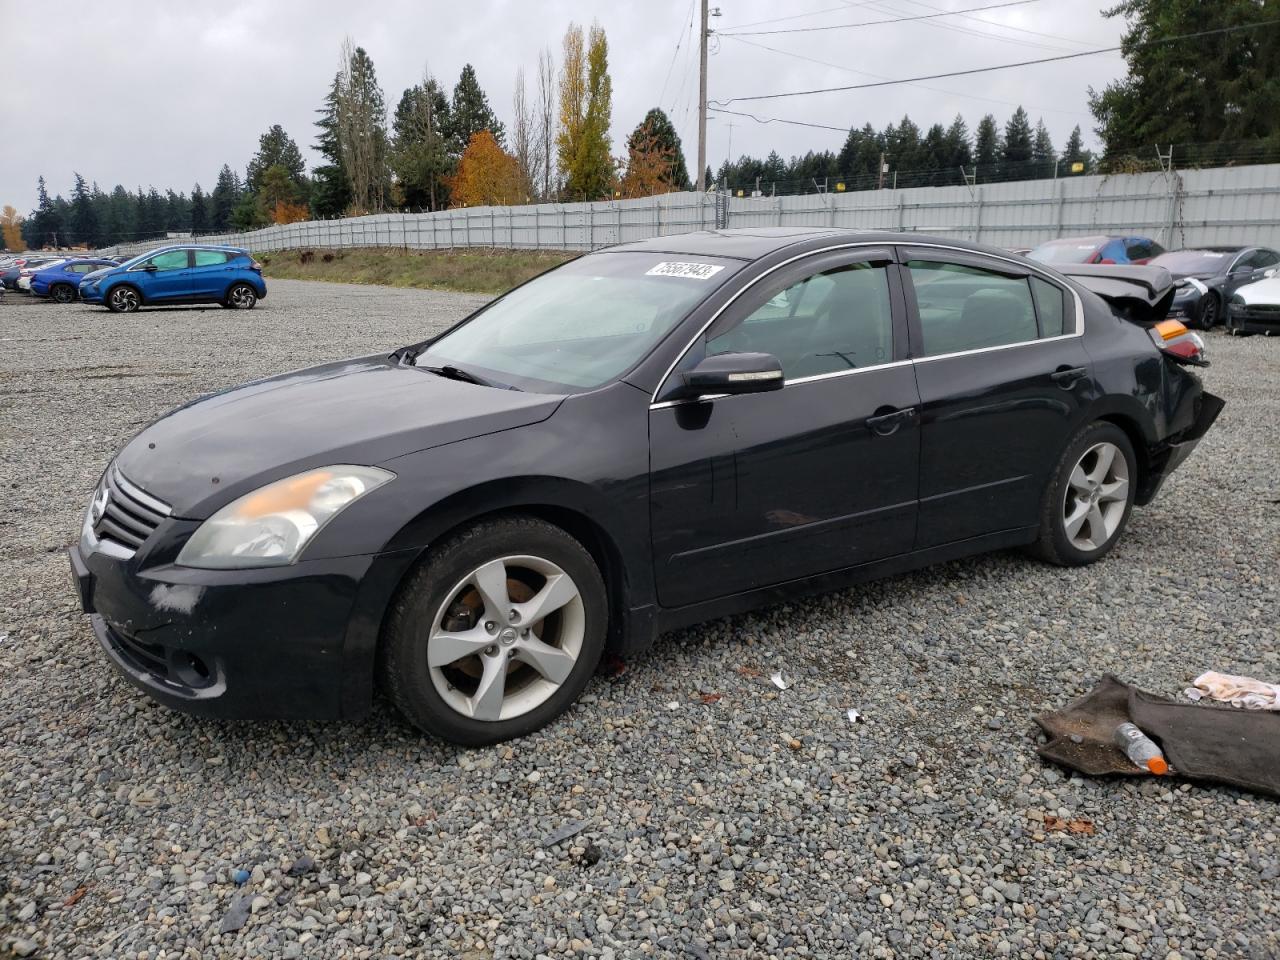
[110,287,139,312]
[427,555,585,722]
[228,285,257,308]
[52,285,75,304]
[1199,296,1218,330]
[1062,441,1129,551]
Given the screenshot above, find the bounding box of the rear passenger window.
[1031,276,1068,337]
[193,251,229,266]
[906,260,1038,356]
[707,261,895,379]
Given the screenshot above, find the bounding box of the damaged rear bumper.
[1136,391,1225,505]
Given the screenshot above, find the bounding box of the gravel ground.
[1,280,1277,960]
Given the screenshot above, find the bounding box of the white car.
[1227,274,1280,336]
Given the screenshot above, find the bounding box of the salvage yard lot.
[1,279,1277,959]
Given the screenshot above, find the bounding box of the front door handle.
[866,406,917,436]
[1050,366,1087,389]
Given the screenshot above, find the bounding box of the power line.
[708,106,850,133]
[713,20,1280,105]
[719,33,1093,117]
[890,0,1099,48]
[718,0,1043,36]
[658,0,698,107]
[844,0,1079,55]
[719,0,891,32]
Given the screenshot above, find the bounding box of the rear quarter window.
[1031,276,1069,337]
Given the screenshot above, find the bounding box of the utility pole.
[697,0,709,192]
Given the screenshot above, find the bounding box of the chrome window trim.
[648,240,1084,409]
[650,357,915,410]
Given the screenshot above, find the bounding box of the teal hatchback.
[79,245,266,312]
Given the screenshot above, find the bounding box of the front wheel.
[1196,293,1220,330]
[225,283,257,309]
[51,283,77,304]
[381,516,608,745]
[106,286,140,313]
[1030,422,1136,566]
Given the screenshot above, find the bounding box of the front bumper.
[79,284,104,304]
[69,534,415,720]
[1228,304,1280,335]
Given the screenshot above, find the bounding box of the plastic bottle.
[1113,722,1169,775]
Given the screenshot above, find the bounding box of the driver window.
[146,250,189,272]
[706,261,894,379]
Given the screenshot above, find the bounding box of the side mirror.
[143,264,158,272]
[672,352,784,401]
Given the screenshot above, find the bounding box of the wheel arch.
[105,279,144,304]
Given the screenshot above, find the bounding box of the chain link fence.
[97,162,1280,259]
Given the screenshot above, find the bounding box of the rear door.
[190,250,233,297]
[649,247,921,608]
[899,247,1094,548]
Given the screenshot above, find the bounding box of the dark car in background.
[2,256,61,289]
[1028,235,1165,267]
[30,257,120,303]
[78,245,266,312]
[1151,246,1280,329]
[69,228,1222,745]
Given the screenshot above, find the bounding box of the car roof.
[139,244,248,255]
[603,227,1026,262]
[1175,245,1247,253]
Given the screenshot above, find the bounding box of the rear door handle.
[865,406,917,436]
[1050,366,1087,389]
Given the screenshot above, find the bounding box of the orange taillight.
[1154,319,1187,341]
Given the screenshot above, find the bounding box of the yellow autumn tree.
[448,131,527,207]
[1,206,24,251]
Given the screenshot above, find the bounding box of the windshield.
[1027,239,1104,264]
[415,251,743,392]
[1150,250,1234,275]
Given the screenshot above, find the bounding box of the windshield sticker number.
[646,261,725,280]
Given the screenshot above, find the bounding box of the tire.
[51,283,76,304]
[1195,293,1220,331]
[381,515,608,745]
[225,283,257,309]
[1030,421,1137,567]
[106,285,141,313]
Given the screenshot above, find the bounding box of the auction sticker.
[646,261,725,280]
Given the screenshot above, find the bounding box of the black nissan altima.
[70,229,1223,745]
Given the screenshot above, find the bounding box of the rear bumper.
[1138,391,1225,504]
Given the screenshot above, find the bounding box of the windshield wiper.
[420,363,497,387]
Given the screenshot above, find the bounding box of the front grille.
[92,467,171,554]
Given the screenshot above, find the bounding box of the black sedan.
[69,230,1223,745]
[1152,246,1280,329]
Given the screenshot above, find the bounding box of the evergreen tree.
[23,177,62,249]
[1003,107,1034,165]
[70,173,100,248]
[1089,0,1279,156]
[628,108,691,191]
[190,184,208,235]
[311,75,352,217]
[944,114,973,169]
[165,189,190,233]
[334,42,391,213]
[974,114,1002,171]
[886,115,923,172]
[392,76,453,210]
[246,125,308,198]
[448,64,505,153]
[1063,125,1086,162]
[1032,119,1056,167]
[106,185,136,244]
[210,164,241,230]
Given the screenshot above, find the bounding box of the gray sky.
[0,0,1128,209]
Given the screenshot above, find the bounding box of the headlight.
[176,465,393,569]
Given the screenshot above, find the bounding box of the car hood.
[114,356,564,519]
[1234,277,1280,306]
[82,267,114,283]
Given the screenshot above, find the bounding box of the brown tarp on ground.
[1035,674,1280,798]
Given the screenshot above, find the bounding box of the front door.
[649,248,921,609]
[132,248,193,301]
[899,248,1096,548]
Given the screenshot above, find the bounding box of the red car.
[1028,235,1165,266]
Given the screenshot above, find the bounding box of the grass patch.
[256,247,577,295]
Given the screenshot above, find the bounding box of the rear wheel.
[381,516,608,745]
[106,285,140,313]
[225,283,257,309]
[1196,293,1220,330]
[1031,422,1136,566]
[51,283,76,304]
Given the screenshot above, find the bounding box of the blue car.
[79,245,267,313]
[30,258,120,303]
